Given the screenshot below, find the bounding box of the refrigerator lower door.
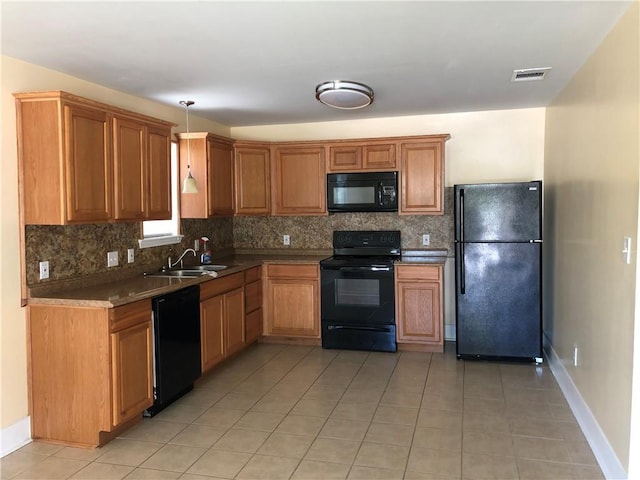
[455,242,541,360]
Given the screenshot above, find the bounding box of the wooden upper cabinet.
[146,125,172,220]
[273,145,326,215]
[14,91,174,225]
[179,133,235,218]
[113,116,145,221]
[327,142,396,172]
[209,139,235,216]
[234,144,271,215]
[64,104,112,223]
[399,136,449,215]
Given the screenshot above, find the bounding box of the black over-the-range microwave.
[327,171,398,213]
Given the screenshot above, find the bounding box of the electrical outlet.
[422,234,430,246]
[39,261,49,280]
[573,345,579,367]
[283,235,291,246]
[127,248,135,264]
[194,239,200,251]
[107,251,119,267]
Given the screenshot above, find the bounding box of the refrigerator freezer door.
[455,242,541,359]
[455,181,541,242]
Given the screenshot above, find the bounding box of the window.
[139,141,183,248]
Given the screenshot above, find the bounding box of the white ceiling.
[1,1,632,127]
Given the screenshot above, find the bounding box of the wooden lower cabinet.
[111,320,153,425]
[244,266,263,344]
[27,299,153,447]
[395,264,444,351]
[264,263,320,339]
[200,273,245,373]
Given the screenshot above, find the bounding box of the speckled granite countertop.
[28,249,448,308]
[28,252,331,308]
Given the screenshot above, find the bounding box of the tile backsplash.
[233,187,453,251]
[25,188,453,285]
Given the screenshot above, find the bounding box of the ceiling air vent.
[511,67,551,82]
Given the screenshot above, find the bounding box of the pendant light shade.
[315,80,374,109]
[180,100,198,194]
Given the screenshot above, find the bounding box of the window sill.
[138,235,184,249]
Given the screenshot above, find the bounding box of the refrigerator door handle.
[459,189,466,294]
[459,189,465,242]
[460,242,465,294]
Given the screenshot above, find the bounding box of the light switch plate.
[107,251,119,267]
[39,261,49,280]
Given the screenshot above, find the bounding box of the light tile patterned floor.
[1,342,604,479]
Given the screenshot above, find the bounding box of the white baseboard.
[0,417,31,458]
[444,323,456,341]
[544,337,627,479]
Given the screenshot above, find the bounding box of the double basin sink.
[144,264,232,278]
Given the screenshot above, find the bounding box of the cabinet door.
[113,116,146,220]
[235,147,271,215]
[147,125,172,220]
[111,321,153,426]
[266,277,319,337]
[273,146,326,215]
[225,287,245,356]
[209,139,235,216]
[363,143,396,170]
[328,145,361,171]
[396,281,442,345]
[64,104,112,222]
[201,295,225,372]
[245,309,263,345]
[400,142,443,214]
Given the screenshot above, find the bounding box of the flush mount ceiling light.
[179,100,198,194]
[315,80,374,109]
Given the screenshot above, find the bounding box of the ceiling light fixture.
[315,80,374,110]
[179,100,198,194]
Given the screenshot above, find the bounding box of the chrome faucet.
[168,248,197,269]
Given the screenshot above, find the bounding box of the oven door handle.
[336,266,391,272]
[327,325,393,333]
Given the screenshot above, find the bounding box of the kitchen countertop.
[27,253,331,308]
[27,250,447,308]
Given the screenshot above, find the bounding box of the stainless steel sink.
[144,265,232,278]
[187,265,231,272]
[144,270,204,278]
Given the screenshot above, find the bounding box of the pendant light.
[180,100,198,194]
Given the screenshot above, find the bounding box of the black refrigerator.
[454,181,543,363]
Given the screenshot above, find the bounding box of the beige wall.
[0,56,228,430]
[232,107,546,187]
[0,55,545,435]
[544,3,639,470]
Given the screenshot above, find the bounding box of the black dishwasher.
[145,285,201,416]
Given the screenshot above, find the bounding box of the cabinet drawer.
[266,263,318,279]
[200,272,244,300]
[245,280,262,313]
[395,264,442,281]
[244,266,262,283]
[110,299,152,332]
